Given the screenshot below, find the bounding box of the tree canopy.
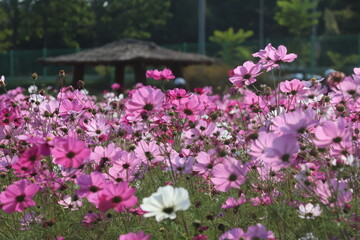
[0,0,359,51]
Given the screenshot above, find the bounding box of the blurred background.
[0,0,359,93]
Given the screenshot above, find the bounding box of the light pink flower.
[211,157,248,192]
[76,171,107,201]
[126,86,165,116]
[230,61,262,86]
[243,224,275,240]
[314,118,351,148]
[146,68,175,81]
[221,195,246,209]
[298,203,322,219]
[279,79,306,95]
[314,179,352,207]
[119,231,151,240]
[262,134,299,170]
[219,228,244,240]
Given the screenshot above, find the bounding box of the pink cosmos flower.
[185,120,217,140]
[118,231,151,240]
[193,235,208,240]
[253,44,297,70]
[111,83,121,91]
[146,68,175,81]
[279,79,306,95]
[219,228,244,240]
[230,61,262,86]
[250,131,276,160]
[193,151,219,175]
[58,99,84,117]
[166,88,191,102]
[91,143,121,168]
[221,195,246,209]
[58,195,83,211]
[314,118,351,148]
[353,67,360,75]
[52,137,91,169]
[126,86,165,116]
[211,157,248,192]
[333,76,360,97]
[268,45,297,65]
[108,165,135,183]
[82,212,104,227]
[271,109,318,136]
[172,95,204,120]
[0,155,18,172]
[76,171,107,201]
[114,151,142,175]
[134,140,163,164]
[262,134,299,170]
[314,179,352,207]
[84,117,110,137]
[0,179,39,213]
[243,224,275,240]
[166,154,194,174]
[95,182,137,212]
[20,212,43,230]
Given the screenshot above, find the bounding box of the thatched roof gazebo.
[38,38,216,87]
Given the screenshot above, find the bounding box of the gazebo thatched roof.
[39,38,216,66]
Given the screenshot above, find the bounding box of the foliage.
[274,0,321,37]
[0,6,11,52]
[326,50,358,70]
[209,28,254,66]
[183,64,230,92]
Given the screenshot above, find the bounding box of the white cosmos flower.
[298,203,322,219]
[140,185,190,222]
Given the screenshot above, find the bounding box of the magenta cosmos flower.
[230,61,262,86]
[126,86,165,116]
[52,137,91,169]
[0,179,39,213]
[118,231,151,240]
[95,182,137,212]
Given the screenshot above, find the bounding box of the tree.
[0,5,11,51]
[29,0,95,48]
[92,0,171,46]
[209,28,253,66]
[274,0,321,37]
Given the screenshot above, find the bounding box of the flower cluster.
[0,44,358,239]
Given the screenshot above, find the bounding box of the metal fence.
[1,34,359,79]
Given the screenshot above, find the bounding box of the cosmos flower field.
[0,44,358,240]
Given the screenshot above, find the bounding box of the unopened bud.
[31,73,38,80]
[77,80,85,89]
[58,70,66,78]
[67,86,74,92]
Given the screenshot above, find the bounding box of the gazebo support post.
[72,64,85,88]
[134,63,146,85]
[114,63,125,87]
[169,64,183,78]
